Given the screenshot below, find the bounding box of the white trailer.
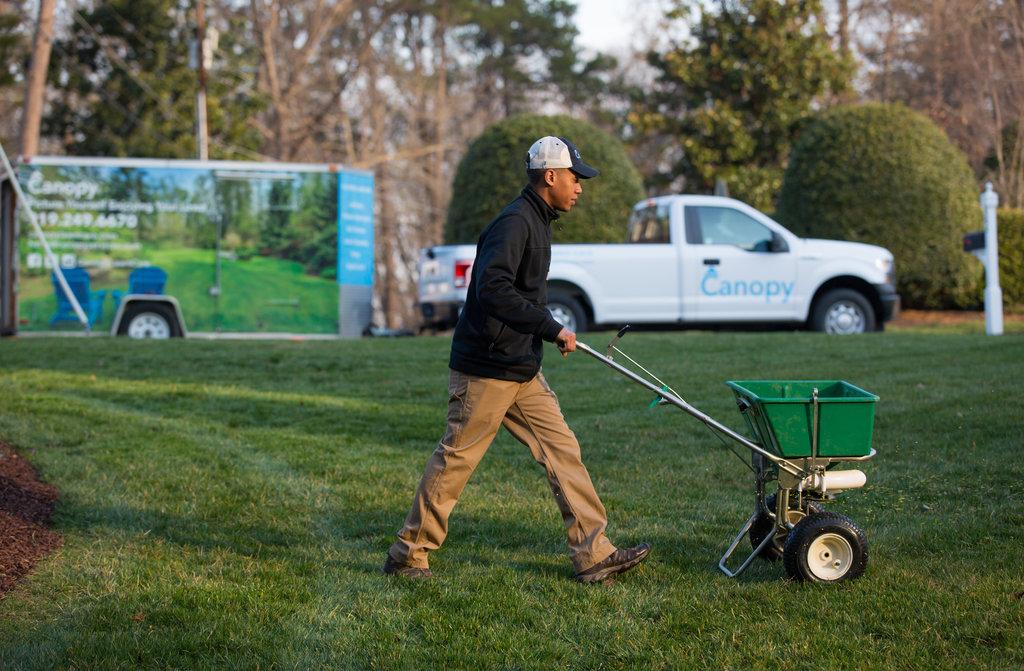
[2,154,375,338]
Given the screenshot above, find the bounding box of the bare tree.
[858,0,1024,207]
[0,1,30,149]
[20,0,54,156]
[237,1,586,328]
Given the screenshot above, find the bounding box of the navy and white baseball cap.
[526,136,599,179]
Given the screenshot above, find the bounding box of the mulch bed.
[0,442,62,597]
[891,309,1024,326]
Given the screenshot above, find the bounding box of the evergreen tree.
[450,0,591,116]
[257,174,336,277]
[0,2,24,90]
[260,180,295,256]
[44,0,262,159]
[294,175,337,278]
[630,0,850,210]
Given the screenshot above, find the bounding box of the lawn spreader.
[577,328,878,583]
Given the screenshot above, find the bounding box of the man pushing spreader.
[384,136,651,583]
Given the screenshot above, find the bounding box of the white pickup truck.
[418,195,899,334]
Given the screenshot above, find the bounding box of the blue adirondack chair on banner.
[112,266,168,306]
[49,268,107,327]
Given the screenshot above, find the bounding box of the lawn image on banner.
[15,158,373,334]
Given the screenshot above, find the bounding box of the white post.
[980,182,1003,336]
[195,0,209,162]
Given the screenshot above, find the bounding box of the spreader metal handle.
[576,341,803,477]
[606,325,631,359]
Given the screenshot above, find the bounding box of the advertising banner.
[337,171,375,287]
[16,158,373,334]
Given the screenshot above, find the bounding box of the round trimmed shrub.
[445,114,645,244]
[777,103,981,309]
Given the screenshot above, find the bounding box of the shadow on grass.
[56,494,630,582]
[58,501,309,558]
[13,369,441,450]
[338,503,751,583]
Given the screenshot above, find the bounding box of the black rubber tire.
[547,289,588,333]
[810,288,876,334]
[117,301,183,338]
[783,511,869,583]
[749,493,823,561]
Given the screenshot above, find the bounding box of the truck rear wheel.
[811,289,876,334]
[547,290,588,333]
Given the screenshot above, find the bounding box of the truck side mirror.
[770,232,789,253]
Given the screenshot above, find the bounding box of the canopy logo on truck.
[700,267,794,303]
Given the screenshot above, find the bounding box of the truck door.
[682,205,799,321]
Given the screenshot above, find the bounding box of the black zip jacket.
[449,186,566,382]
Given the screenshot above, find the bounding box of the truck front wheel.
[547,290,588,333]
[811,289,876,334]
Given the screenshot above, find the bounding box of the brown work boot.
[575,543,651,584]
[382,555,434,579]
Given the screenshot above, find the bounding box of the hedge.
[996,209,1024,307]
[777,103,981,309]
[445,114,645,244]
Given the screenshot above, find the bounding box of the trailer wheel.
[783,511,868,582]
[749,493,823,561]
[547,290,588,333]
[117,302,182,339]
[811,289,876,334]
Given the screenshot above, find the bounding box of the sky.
[573,0,667,55]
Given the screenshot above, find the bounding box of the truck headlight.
[875,258,894,285]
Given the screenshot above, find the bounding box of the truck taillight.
[454,260,473,288]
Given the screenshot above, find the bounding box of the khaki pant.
[388,369,617,573]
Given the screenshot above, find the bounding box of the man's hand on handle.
[556,327,577,357]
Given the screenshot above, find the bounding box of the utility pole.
[21,0,56,156]
[431,0,449,245]
[195,0,209,161]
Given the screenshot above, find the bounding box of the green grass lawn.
[16,247,338,334]
[0,331,1022,670]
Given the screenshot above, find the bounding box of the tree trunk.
[376,167,402,328]
[250,0,286,159]
[838,0,850,56]
[21,0,55,156]
[879,6,897,101]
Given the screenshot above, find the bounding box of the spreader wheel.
[783,512,868,583]
[749,493,823,561]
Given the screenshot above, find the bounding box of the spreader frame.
[576,337,876,580]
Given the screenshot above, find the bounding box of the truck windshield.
[627,202,671,243]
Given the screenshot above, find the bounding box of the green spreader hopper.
[726,380,878,458]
